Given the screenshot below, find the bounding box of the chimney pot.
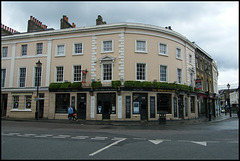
[30,16,33,20]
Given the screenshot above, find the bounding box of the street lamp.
[35,60,42,120]
[227,83,231,117]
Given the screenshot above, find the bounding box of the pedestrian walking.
[73,107,78,121]
[68,106,74,121]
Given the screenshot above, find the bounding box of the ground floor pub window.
[191,96,195,113]
[55,93,70,113]
[157,93,172,114]
[13,95,19,109]
[126,96,131,118]
[25,95,32,109]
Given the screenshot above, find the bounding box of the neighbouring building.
[2,15,219,122]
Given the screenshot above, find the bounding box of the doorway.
[97,93,116,120]
[133,93,148,121]
[77,93,87,119]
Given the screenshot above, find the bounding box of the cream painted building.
[1,18,198,121]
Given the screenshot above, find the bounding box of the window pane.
[103,64,112,80]
[19,68,26,87]
[22,45,27,56]
[35,67,42,87]
[37,43,43,54]
[75,43,82,54]
[159,43,166,54]
[136,41,146,52]
[56,66,63,82]
[74,65,82,81]
[177,68,182,84]
[25,95,32,109]
[1,69,6,87]
[2,47,8,57]
[103,41,112,52]
[57,45,64,55]
[160,65,167,82]
[136,63,146,80]
[55,93,70,113]
[157,94,172,114]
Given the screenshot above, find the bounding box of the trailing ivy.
[49,82,82,90]
[91,81,102,88]
[111,80,121,88]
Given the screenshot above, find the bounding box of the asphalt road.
[1,117,239,160]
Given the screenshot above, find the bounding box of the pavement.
[1,113,238,128]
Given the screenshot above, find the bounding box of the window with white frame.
[13,96,19,109]
[22,45,27,56]
[189,54,192,64]
[34,67,42,87]
[74,43,83,55]
[176,48,181,59]
[102,64,112,81]
[56,44,65,56]
[73,65,82,82]
[160,65,167,82]
[136,40,147,52]
[56,66,64,82]
[159,43,167,55]
[1,69,6,88]
[136,63,146,81]
[190,72,194,86]
[19,68,26,87]
[102,40,113,52]
[2,47,8,57]
[37,43,43,55]
[195,57,198,68]
[177,68,182,84]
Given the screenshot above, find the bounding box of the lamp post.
[227,83,231,117]
[35,60,42,120]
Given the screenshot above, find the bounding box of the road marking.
[190,141,207,146]
[89,138,126,156]
[149,139,164,145]
[53,135,71,138]
[91,136,108,140]
[133,138,147,140]
[71,136,89,139]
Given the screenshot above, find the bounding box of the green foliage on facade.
[111,80,121,88]
[49,82,82,90]
[91,81,102,88]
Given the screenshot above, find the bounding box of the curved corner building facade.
[1,22,199,121]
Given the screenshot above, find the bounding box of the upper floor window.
[56,44,65,56]
[102,40,113,53]
[73,43,83,55]
[73,65,82,82]
[195,57,198,68]
[1,69,6,88]
[56,66,64,82]
[177,68,182,84]
[102,63,113,81]
[136,40,147,53]
[22,45,27,56]
[37,43,43,55]
[176,48,181,59]
[19,67,26,87]
[136,63,146,81]
[189,54,192,64]
[159,43,167,55]
[160,65,168,82]
[2,47,8,57]
[34,67,42,87]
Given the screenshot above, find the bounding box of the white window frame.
[136,63,147,81]
[33,66,42,87]
[101,40,113,53]
[159,43,168,56]
[2,46,8,57]
[160,65,168,82]
[135,40,147,53]
[55,66,64,82]
[36,43,43,55]
[21,44,27,56]
[72,65,82,82]
[176,47,182,59]
[18,67,27,88]
[101,62,113,82]
[177,68,182,84]
[189,54,192,64]
[72,42,83,55]
[55,44,66,57]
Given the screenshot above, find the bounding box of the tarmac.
[1,113,239,128]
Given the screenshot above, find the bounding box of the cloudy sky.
[1,1,239,89]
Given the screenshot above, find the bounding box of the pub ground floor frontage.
[2,88,198,121]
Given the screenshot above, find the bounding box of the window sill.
[135,51,148,54]
[159,53,168,57]
[10,109,32,112]
[72,53,83,56]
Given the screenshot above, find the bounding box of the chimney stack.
[28,16,48,32]
[1,23,18,35]
[60,15,76,29]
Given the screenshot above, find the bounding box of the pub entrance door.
[133,93,148,121]
[77,93,87,119]
[178,95,184,119]
[97,93,116,120]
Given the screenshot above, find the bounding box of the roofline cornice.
[1,22,196,48]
